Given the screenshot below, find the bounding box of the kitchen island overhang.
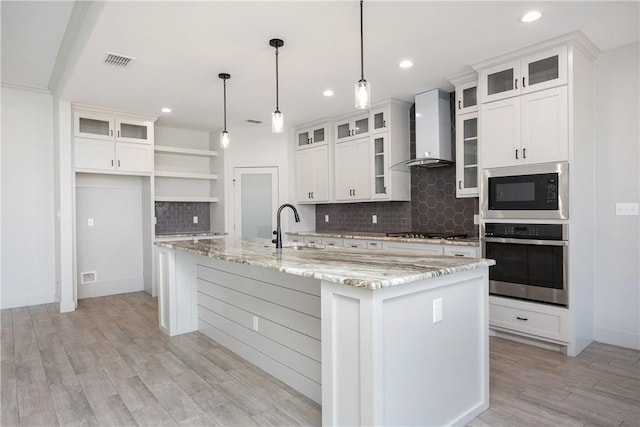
[155,239,495,426]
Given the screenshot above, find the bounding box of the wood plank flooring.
[2,292,638,426]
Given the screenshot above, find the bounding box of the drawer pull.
[516,316,528,321]
[454,253,465,257]
[350,245,359,248]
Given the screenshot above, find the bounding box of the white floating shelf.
[155,196,219,202]
[154,171,219,180]
[154,145,218,157]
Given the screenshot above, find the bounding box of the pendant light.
[219,73,231,149]
[269,38,285,133]
[355,0,371,109]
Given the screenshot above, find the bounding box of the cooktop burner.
[386,232,469,240]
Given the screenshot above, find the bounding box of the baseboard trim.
[1,292,56,309]
[78,278,143,299]
[594,326,640,350]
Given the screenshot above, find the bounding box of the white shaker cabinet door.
[116,142,153,174]
[74,138,115,171]
[480,97,521,169]
[520,85,568,165]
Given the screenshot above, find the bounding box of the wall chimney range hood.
[405,88,453,168]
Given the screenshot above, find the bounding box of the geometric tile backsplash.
[155,202,210,234]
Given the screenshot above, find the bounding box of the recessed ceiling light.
[521,11,542,23]
[161,107,171,113]
[399,60,414,69]
[323,89,334,97]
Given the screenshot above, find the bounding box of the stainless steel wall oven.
[482,223,568,306]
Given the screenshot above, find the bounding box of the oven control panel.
[484,223,565,240]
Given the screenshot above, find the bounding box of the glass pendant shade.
[355,79,371,109]
[220,130,230,149]
[271,110,284,133]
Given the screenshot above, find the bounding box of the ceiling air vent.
[104,52,135,68]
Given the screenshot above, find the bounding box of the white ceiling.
[2,1,639,131]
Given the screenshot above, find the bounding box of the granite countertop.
[155,231,227,238]
[287,231,480,247]
[156,238,494,290]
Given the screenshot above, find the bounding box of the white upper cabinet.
[74,111,154,144]
[334,137,371,201]
[296,121,329,149]
[480,45,567,103]
[455,80,478,115]
[296,144,329,203]
[335,112,369,143]
[455,112,479,197]
[73,107,156,175]
[370,105,389,134]
[481,85,568,168]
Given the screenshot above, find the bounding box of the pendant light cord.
[360,0,364,81]
[223,78,227,131]
[275,47,280,111]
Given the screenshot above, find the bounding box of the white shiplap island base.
[155,238,495,426]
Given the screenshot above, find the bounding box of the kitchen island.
[155,238,494,426]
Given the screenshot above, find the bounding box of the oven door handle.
[483,237,568,246]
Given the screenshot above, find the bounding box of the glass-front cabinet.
[370,105,389,134]
[74,111,153,144]
[455,80,478,115]
[371,134,389,199]
[455,112,478,197]
[335,112,369,142]
[480,45,567,103]
[296,121,329,148]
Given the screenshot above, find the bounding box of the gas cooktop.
[386,232,469,240]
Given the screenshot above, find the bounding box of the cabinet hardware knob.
[111,160,114,167]
[353,189,356,196]
[383,186,387,194]
[311,192,314,198]
[458,100,462,110]
[516,316,528,321]
[110,130,113,137]
[522,77,526,87]
[454,254,464,257]
[310,138,313,144]
[515,149,519,159]
[523,148,527,159]
[118,160,121,167]
[383,120,386,127]
[459,180,462,189]
[515,78,518,90]
[117,130,120,138]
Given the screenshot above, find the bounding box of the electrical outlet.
[473,214,480,225]
[372,215,377,224]
[325,215,329,223]
[616,203,639,216]
[433,298,443,323]
[252,316,259,332]
[193,216,198,224]
[88,218,94,227]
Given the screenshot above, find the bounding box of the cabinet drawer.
[490,300,568,342]
[382,241,444,256]
[321,237,343,247]
[443,246,478,258]
[304,237,322,245]
[366,241,382,250]
[342,239,367,249]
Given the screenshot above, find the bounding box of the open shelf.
[154,171,218,180]
[154,145,218,157]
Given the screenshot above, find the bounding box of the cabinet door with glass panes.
[371,133,389,199]
[296,122,329,149]
[335,113,369,143]
[455,80,478,115]
[369,105,389,134]
[455,112,478,197]
[480,45,567,103]
[74,112,153,144]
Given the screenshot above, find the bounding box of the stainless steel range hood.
[405,88,453,168]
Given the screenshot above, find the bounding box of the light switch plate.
[616,203,639,216]
[433,298,443,323]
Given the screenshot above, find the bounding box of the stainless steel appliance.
[482,223,568,306]
[481,162,568,219]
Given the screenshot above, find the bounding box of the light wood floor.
[1,292,638,427]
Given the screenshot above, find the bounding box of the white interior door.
[233,167,278,240]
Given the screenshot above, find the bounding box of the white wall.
[1,85,56,308]
[222,124,315,237]
[593,42,640,350]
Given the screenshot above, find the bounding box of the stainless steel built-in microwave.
[481,162,568,220]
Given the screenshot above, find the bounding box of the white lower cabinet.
[320,237,343,247]
[443,245,479,258]
[489,296,569,343]
[382,241,444,256]
[74,138,153,174]
[296,144,329,203]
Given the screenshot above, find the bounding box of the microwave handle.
[483,237,568,246]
